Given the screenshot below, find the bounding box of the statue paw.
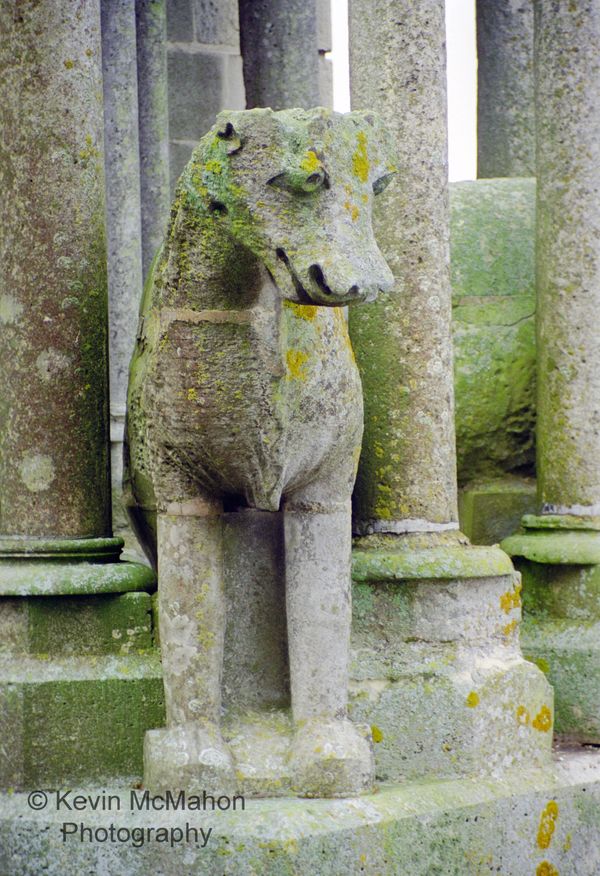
[143,721,237,795]
[290,718,374,798]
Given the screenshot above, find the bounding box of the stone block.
[169,139,195,196]
[166,0,193,42]
[193,0,239,47]
[518,558,600,742]
[450,178,537,483]
[0,655,165,788]
[1,751,600,874]
[167,49,225,141]
[0,593,153,657]
[459,478,537,545]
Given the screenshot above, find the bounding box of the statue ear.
[216,121,242,155]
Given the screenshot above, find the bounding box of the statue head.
[178,107,396,306]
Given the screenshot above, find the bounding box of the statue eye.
[302,169,329,192]
[268,169,329,194]
[373,172,396,195]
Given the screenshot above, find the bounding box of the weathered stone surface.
[451,178,536,483]
[514,558,600,741]
[0,0,110,537]
[193,0,240,46]
[136,0,171,284]
[102,0,145,534]
[349,570,553,782]
[459,478,537,546]
[2,751,600,874]
[126,108,395,797]
[476,0,535,177]
[349,0,458,533]
[535,0,600,516]
[0,655,164,789]
[165,0,193,41]
[239,0,320,110]
[167,50,225,141]
[0,589,163,789]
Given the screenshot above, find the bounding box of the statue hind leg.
[143,479,236,794]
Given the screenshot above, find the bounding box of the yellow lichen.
[284,300,318,321]
[516,705,530,726]
[300,150,321,173]
[286,349,310,380]
[64,59,74,69]
[563,833,572,852]
[536,864,559,876]
[532,705,553,733]
[204,159,223,175]
[187,387,198,401]
[352,131,370,183]
[371,724,383,743]
[466,691,479,708]
[537,800,559,849]
[500,581,522,614]
[502,619,518,637]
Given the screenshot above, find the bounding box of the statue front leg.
[144,495,236,794]
[284,490,374,797]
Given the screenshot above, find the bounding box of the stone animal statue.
[125,107,395,797]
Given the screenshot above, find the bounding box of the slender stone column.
[101,0,145,532]
[0,1,153,592]
[239,0,320,110]
[476,0,535,178]
[349,0,458,535]
[348,0,552,780]
[502,1,600,742]
[135,0,170,283]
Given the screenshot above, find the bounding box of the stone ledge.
[0,749,598,874]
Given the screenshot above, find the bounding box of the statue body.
[125,107,395,797]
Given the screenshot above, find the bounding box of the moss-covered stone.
[459,477,537,545]
[450,178,536,484]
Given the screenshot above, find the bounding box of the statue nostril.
[348,285,360,297]
[309,264,334,296]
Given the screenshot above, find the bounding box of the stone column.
[101,0,145,534]
[348,0,552,782]
[239,0,320,109]
[136,0,171,283]
[0,0,155,791]
[502,1,600,743]
[476,0,535,178]
[0,2,153,591]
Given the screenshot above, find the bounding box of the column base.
[0,538,160,789]
[349,532,553,782]
[0,536,155,595]
[502,516,600,743]
[502,514,600,744]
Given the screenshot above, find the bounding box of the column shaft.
[535,0,600,515]
[101,0,145,529]
[0,0,110,538]
[477,0,535,178]
[136,0,171,283]
[239,0,320,110]
[349,0,458,534]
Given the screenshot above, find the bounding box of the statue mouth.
[275,248,364,306]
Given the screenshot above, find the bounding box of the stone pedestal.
[0,0,157,789]
[348,0,551,778]
[502,1,600,742]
